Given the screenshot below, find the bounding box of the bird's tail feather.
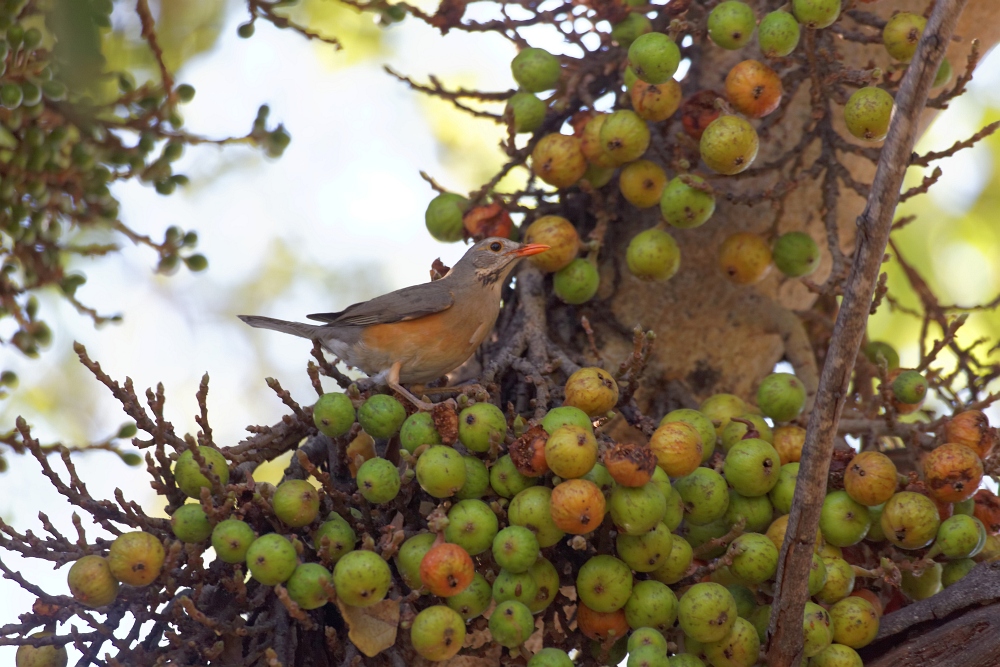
[238,315,321,340]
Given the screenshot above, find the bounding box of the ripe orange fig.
[576,601,630,641]
[945,410,997,460]
[922,443,984,504]
[522,216,580,274]
[725,60,783,118]
[843,451,898,507]
[571,110,595,136]
[619,159,667,209]
[419,542,475,597]
[603,442,657,487]
[648,421,703,478]
[550,478,606,534]
[973,488,1000,535]
[631,79,682,122]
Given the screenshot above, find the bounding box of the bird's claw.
[412,397,437,412]
[388,380,439,412]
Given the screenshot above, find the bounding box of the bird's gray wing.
[306,282,454,326]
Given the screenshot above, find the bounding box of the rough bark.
[859,562,1000,667]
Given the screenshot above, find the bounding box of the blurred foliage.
[417,79,512,192]
[101,0,228,90]
[872,102,1000,382]
[0,0,288,391]
[156,0,228,71]
[296,0,384,65]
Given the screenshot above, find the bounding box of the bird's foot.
[388,380,438,412]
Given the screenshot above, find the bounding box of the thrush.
[239,237,549,409]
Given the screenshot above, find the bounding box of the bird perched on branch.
[239,237,549,409]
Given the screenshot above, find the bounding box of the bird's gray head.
[449,237,550,288]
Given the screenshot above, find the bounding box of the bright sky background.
[1,1,999,663]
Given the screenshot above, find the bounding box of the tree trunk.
[859,562,1000,667]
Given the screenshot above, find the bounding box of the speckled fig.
[620,159,667,209]
[246,533,298,586]
[458,401,508,453]
[758,10,800,58]
[627,228,681,281]
[632,79,682,122]
[511,47,561,92]
[718,232,772,284]
[773,231,820,277]
[700,115,759,175]
[523,216,580,273]
[600,110,651,164]
[312,392,356,437]
[532,133,588,188]
[627,32,680,84]
[844,87,894,142]
[707,1,756,50]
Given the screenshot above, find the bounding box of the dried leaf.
[465,626,493,650]
[463,202,512,241]
[430,258,451,281]
[346,432,376,477]
[523,616,545,654]
[32,599,61,617]
[335,598,400,657]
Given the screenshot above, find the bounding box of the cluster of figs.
[19,352,998,667]
[422,1,951,306]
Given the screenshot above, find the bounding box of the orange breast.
[358,307,495,383]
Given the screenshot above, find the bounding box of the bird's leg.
[413,386,458,395]
[387,361,437,412]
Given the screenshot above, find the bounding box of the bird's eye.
[490,242,502,252]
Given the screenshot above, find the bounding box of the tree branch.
[765,2,969,664]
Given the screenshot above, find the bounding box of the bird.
[239,237,550,410]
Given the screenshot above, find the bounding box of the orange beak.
[511,243,550,258]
